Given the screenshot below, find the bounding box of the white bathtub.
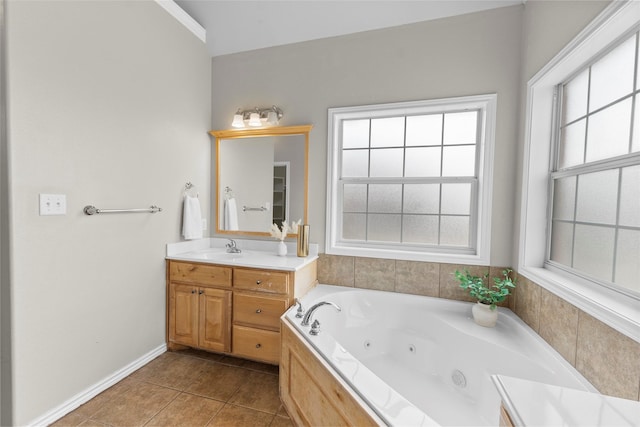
[283,285,596,426]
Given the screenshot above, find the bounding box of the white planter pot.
[472,302,498,327]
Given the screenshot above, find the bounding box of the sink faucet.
[225,239,242,254]
[301,301,341,326]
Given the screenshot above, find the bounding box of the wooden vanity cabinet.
[168,262,232,353]
[166,259,317,365]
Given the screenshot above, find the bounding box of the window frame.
[520,1,640,342]
[326,94,497,265]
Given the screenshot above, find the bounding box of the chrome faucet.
[225,239,241,254]
[301,301,341,326]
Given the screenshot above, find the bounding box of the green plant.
[454,268,517,310]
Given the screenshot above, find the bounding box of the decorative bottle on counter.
[297,224,310,257]
[278,240,287,256]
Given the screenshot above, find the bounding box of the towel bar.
[242,205,267,212]
[83,205,162,215]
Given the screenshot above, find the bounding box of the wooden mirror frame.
[210,124,312,237]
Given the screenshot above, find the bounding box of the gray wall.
[211,5,523,267]
[6,1,211,423]
[0,0,10,423]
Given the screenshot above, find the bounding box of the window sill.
[327,244,489,266]
[519,266,640,343]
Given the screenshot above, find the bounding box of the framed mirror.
[210,125,312,236]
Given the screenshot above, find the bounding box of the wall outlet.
[39,194,67,216]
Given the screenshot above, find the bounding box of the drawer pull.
[255,309,262,314]
[256,343,262,349]
[256,280,262,285]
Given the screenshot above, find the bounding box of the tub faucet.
[225,239,241,253]
[301,301,341,326]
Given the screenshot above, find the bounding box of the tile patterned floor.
[52,349,293,427]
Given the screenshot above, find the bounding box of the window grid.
[548,30,640,295]
[339,110,479,250]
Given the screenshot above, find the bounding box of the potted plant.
[454,268,516,327]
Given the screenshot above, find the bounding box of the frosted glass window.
[371,117,405,148]
[368,184,402,213]
[615,229,640,292]
[575,169,619,225]
[562,69,589,124]
[330,96,493,257]
[406,114,442,146]
[550,221,573,266]
[405,147,441,177]
[589,35,635,112]
[403,184,440,214]
[440,216,469,246]
[441,183,471,215]
[343,120,370,149]
[342,150,369,177]
[370,148,403,177]
[442,146,475,177]
[403,215,439,244]
[343,184,367,213]
[559,119,586,169]
[585,99,631,163]
[343,214,366,240]
[619,165,640,227]
[573,224,615,282]
[443,111,477,145]
[552,177,576,221]
[367,214,401,241]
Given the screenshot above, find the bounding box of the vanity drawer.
[233,268,289,294]
[233,292,289,331]
[232,325,280,364]
[169,261,232,288]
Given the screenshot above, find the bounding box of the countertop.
[492,375,640,426]
[166,237,318,272]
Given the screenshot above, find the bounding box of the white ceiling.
[175,0,523,57]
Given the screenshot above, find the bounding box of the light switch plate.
[39,194,67,215]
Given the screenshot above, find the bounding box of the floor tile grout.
[53,351,290,427]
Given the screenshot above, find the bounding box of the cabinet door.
[199,287,231,353]
[169,282,198,347]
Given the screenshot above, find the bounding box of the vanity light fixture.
[231,105,284,128]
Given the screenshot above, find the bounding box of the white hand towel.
[182,195,203,240]
[225,197,239,231]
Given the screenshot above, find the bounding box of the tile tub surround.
[317,254,640,402]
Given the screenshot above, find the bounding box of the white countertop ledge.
[492,375,640,427]
[166,238,318,271]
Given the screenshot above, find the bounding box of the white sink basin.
[186,249,244,261]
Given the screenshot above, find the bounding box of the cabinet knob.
[191,290,196,294]
[256,280,262,285]
[199,290,204,295]
[255,309,262,314]
[255,343,262,349]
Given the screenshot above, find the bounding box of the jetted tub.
[281,285,596,426]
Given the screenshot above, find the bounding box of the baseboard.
[29,343,167,427]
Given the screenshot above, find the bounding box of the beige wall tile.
[513,275,540,332]
[576,312,640,401]
[439,264,489,303]
[538,288,579,366]
[354,257,395,292]
[317,254,354,287]
[395,261,440,297]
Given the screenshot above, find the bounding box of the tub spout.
[301,301,341,326]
